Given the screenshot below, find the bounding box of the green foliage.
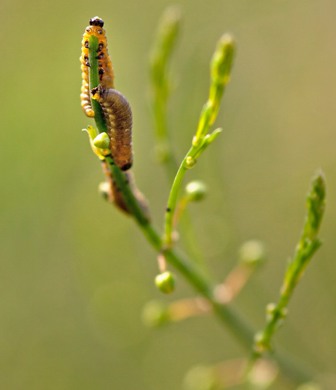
[251,172,326,362]
[81,10,327,390]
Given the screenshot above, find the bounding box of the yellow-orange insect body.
[80,17,114,117]
[92,85,133,171]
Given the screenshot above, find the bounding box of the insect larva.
[91,85,133,171]
[101,162,150,220]
[80,16,114,117]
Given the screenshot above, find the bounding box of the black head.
[89,17,104,27]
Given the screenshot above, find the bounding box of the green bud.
[142,300,171,327]
[253,332,268,354]
[239,240,266,267]
[265,303,276,320]
[211,34,235,85]
[155,271,176,294]
[205,128,222,145]
[185,180,207,202]
[185,156,196,168]
[266,303,287,323]
[93,132,110,149]
[304,170,326,241]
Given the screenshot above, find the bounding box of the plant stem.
[249,172,326,370]
[88,35,107,134]
[103,149,314,384]
[149,6,181,180]
[86,28,315,387]
[162,34,235,247]
[163,152,190,246]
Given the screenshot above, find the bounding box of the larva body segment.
[101,162,150,220]
[92,86,133,171]
[80,17,114,117]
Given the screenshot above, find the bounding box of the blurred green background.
[1,0,336,388]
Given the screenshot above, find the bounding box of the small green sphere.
[93,132,110,149]
[142,300,170,327]
[155,271,176,294]
[185,180,208,202]
[239,240,266,267]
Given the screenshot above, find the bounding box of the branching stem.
[86,28,317,387]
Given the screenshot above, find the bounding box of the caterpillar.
[100,161,150,220]
[80,16,114,117]
[91,85,133,171]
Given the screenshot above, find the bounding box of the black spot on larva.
[85,60,90,67]
[96,53,104,59]
[89,17,104,27]
[98,43,104,51]
[84,41,89,48]
[99,68,104,75]
[121,162,132,171]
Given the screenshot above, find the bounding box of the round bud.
[185,156,196,168]
[93,132,110,149]
[155,271,176,294]
[185,180,207,202]
[239,240,266,267]
[266,303,287,322]
[142,300,170,327]
[253,332,268,354]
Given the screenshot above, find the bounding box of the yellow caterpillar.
[81,17,150,219]
[80,17,114,117]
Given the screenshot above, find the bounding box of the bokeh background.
[1,0,336,388]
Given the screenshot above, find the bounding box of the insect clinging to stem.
[91,85,133,171]
[80,16,114,117]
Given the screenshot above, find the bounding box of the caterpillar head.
[91,85,104,101]
[89,17,104,27]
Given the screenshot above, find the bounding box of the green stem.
[88,36,107,133]
[249,172,326,373]
[163,149,191,246]
[86,26,315,386]
[149,6,181,179]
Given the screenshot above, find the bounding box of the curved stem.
[86,28,314,387]
[163,154,189,246]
